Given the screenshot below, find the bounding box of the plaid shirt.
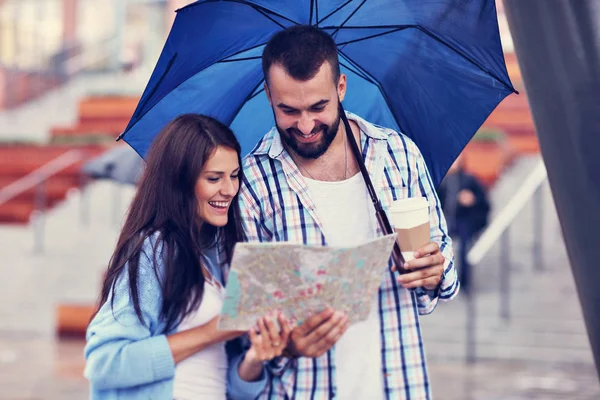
[238,112,459,400]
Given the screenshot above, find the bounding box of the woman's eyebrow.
[203,168,240,174]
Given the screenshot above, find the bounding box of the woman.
[84,114,290,399]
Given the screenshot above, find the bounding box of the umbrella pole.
[339,104,407,274]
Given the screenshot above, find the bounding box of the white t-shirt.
[173,252,227,400]
[304,173,385,400]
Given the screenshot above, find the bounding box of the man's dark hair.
[262,25,340,84]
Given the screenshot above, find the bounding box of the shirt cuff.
[147,335,176,382]
[268,355,296,376]
[227,353,268,400]
[412,286,440,315]
[414,286,438,299]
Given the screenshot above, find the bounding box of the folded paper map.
[218,234,397,330]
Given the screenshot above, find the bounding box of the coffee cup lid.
[389,196,428,212]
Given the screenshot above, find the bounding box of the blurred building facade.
[0,0,179,109]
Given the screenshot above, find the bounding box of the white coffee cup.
[388,197,430,262]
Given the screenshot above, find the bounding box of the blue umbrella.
[118,0,516,186]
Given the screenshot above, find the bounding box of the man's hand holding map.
[218,234,397,330]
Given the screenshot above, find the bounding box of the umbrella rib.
[310,0,314,25]
[339,51,390,94]
[325,24,415,29]
[339,53,386,97]
[330,0,368,38]
[253,6,288,29]
[120,44,264,141]
[336,27,408,47]
[220,42,268,62]
[179,0,299,26]
[315,0,319,26]
[338,49,410,137]
[318,0,354,26]
[128,45,267,138]
[118,53,179,141]
[415,26,517,94]
[329,24,516,94]
[339,59,376,85]
[120,1,295,142]
[229,78,266,125]
[247,87,265,102]
[339,50,374,82]
[220,56,262,63]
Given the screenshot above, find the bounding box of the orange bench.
[51,122,128,137]
[78,96,137,119]
[56,304,97,338]
[485,109,534,126]
[462,141,513,188]
[0,145,104,224]
[0,202,36,223]
[508,135,540,154]
[49,95,139,139]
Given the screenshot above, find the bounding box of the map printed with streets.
[218,234,397,330]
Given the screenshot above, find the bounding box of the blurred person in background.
[437,154,490,293]
[120,41,143,74]
[84,114,291,400]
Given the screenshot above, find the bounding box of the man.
[235,25,459,399]
[438,154,490,293]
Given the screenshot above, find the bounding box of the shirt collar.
[251,110,393,159]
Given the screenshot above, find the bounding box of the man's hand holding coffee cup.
[393,242,445,290]
[387,196,445,291]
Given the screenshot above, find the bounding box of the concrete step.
[426,341,594,365]
[422,312,588,337]
[422,322,591,350]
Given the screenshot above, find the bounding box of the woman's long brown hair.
[95,114,245,332]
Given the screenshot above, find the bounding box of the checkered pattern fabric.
[238,112,459,400]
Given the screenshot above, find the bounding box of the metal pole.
[465,254,476,364]
[112,182,122,226]
[111,0,127,71]
[35,0,44,99]
[12,0,20,67]
[33,181,47,254]
[79,173,90,226]
[500,229,510,321]
[533,185,543,270]
[9,0,21,107]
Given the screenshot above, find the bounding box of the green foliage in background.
[472,128,505,144]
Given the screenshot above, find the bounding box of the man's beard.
[276,112,341,160]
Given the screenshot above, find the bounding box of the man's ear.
[337,73,347,102]
[264,82,272,106]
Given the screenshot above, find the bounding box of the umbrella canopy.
[119,0,516,186]
[82,145,144,185]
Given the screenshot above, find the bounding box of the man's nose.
[297,114,315,135]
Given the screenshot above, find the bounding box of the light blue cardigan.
[84,235,266,399]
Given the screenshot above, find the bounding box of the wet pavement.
[0,335,597,399]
